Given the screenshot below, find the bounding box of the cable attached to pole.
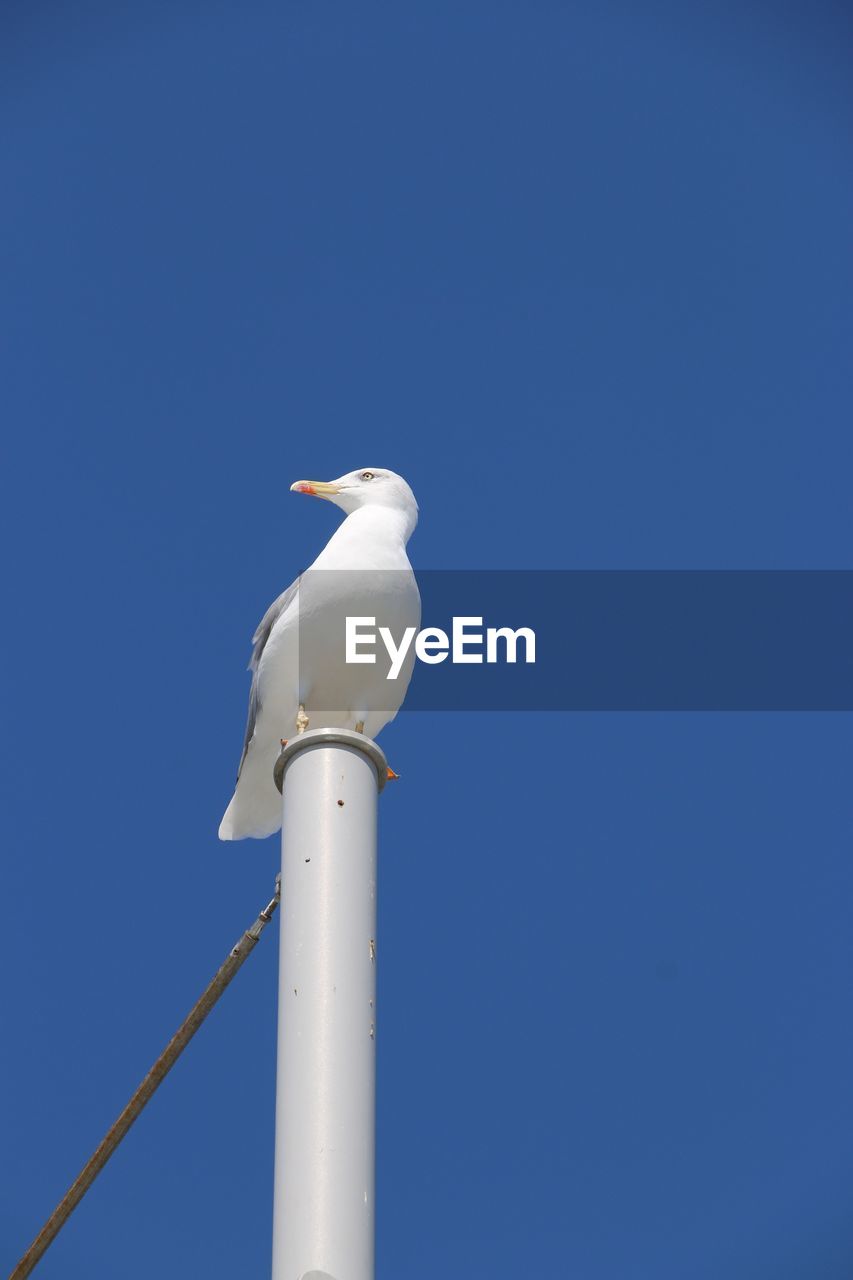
[8,875,281,1280]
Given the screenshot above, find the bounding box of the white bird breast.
[258,567,421,735]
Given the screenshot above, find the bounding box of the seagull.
[219,468,420,840]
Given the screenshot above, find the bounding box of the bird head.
[290,468,418,529]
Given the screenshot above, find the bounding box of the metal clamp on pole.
[271,728,388,1280]
[273,727,389,796]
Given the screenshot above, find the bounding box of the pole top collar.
[273,727,389,795]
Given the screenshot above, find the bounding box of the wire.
[8,875,281,1280]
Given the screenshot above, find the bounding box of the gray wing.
[236,574,301,779]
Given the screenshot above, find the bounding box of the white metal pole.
[271,727,387,1280]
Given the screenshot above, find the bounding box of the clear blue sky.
[3,3,852,1277]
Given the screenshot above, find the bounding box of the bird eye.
[361,471,375,480]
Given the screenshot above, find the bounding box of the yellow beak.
[290,480,341,499]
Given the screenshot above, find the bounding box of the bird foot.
[355,720,365,734]
[386,766,400,781]
[295,705,309,735]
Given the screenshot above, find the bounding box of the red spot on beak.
[294,482,316,495]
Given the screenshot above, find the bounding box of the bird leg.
[296,704,309,735]
[352,720,398,777]
[353,719,398,778]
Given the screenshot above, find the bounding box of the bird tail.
[218,770,282,841]
[218,793,242,841]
